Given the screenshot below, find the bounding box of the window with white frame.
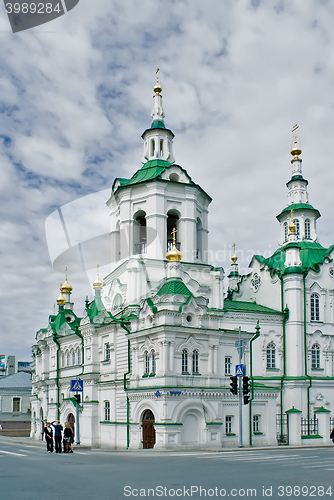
[104,400,110,421]
[192,350,199,374]
[253,414,261,433]
[182,349,188,373]
[266,342,276,368]
[293,219,300,239]
[151,350,156,375]
[13,397,20,412]
[71,350,75,366]
[305,219,311,240]
[144,351,150,375]
[104,343,111,361]
[66,352,70,367]
[76,348,81,365]
[61,353,65,368]
[225,356,232,375]
[310,293,320,321]
[225,415,233,434]
[311,343,321,369]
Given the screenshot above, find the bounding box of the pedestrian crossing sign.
[71,379,83,392]
[235,364,243,376]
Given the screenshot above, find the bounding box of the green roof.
[222,299,282,315]
[277,203,320,220]
[253,241,334,276]
[49,310,81,335]
[157,279,193,297]
[86,296,108,321]
[151,120,166,129]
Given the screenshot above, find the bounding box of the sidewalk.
[0,434,333,453]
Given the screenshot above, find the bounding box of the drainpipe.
[52,334,60,421]
[119,318,131,450]
[249,320,261,447]
[303,274,312,432]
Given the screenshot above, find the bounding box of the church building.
[31,75,334,449]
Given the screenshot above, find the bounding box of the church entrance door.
[142,409,155,449]
[67,412,75,437]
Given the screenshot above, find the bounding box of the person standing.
[63,422,74,453]
[51,420,63,453]
[44,422,53,453]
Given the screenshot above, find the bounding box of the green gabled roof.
[157,279,193,297]
[254,242,334,276]
[50,310,81,335]
[277,202,320,220]
[86,296,113,323]
[222,299,282,315]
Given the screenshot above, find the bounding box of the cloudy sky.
[1,0,334,360]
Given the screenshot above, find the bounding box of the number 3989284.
[5,3,62,14]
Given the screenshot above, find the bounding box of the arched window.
[76,348,81,366]
[293,219,300,239]
[104,400,110,421]
[167,210,180,252]
[311,343,321,369]
[66,351,70,367]
[151,350,156,375]
[310,293,320,321]
[284,222,288,242]
[182,349,188,374]
[134,211,147,254]
[151,139,155,157]
[305,219,311,240]
[144,351,150,375]
[192,350,199,374]
[61,353,65,368]
[71,350,75,366]
[266,342,276,369]
[160,139,164,157]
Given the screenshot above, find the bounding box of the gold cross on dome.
[156,67,160,83]
[171,227,177,246]
[292,123,299,144]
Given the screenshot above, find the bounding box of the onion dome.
[61,278,72,293]
[166,227,182,261]
[57,285,66,305]
[93,265,103,288]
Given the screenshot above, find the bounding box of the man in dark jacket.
[44,422,53,453]
[51,420,63,453]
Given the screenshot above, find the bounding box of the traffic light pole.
[75,392,80,445]
[238,326,243,448]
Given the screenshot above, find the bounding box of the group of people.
[44,421,74,453]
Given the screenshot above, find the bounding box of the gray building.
[0,372,32,436]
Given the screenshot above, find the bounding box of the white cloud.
[0,0,334,358]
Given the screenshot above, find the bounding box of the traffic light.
[73,394,81,404]
[242,376,250,395]
[242,376,250,404]
[230,376,238,395]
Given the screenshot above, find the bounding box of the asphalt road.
[0,439,333,500]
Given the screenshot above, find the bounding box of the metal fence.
[276,414,289,445]
[301,415,318,436]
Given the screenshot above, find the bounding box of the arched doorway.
[67,412,75,438]
[142,409,155,449]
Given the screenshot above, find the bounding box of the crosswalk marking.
[0,449,27,456]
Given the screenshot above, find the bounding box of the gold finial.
[290,123,302,159]
[57,284,66,305]
[153,68,162,95]
[166,227,182,261]
[93,264,103,289]
[231,243,237,264]
[61,267,72,293]
[288,209,296,234]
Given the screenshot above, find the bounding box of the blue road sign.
[235,364,244,377]
[71,379,83,392]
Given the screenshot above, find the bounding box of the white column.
[169,342,175,372]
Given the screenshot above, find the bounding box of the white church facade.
[31,76,334,449]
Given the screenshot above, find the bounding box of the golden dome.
[166,244,182,261]
[57,285,66,305]
[61,278,72,293]
[93,265,103,288]
[290,145,302,158]
[231,243,237,264]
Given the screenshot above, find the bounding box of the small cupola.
[141,69,175,164]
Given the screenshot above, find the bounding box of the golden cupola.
[61,268,72,294]
[93,265,103,289]
[166,227,182,261]
[57,285,66,305]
